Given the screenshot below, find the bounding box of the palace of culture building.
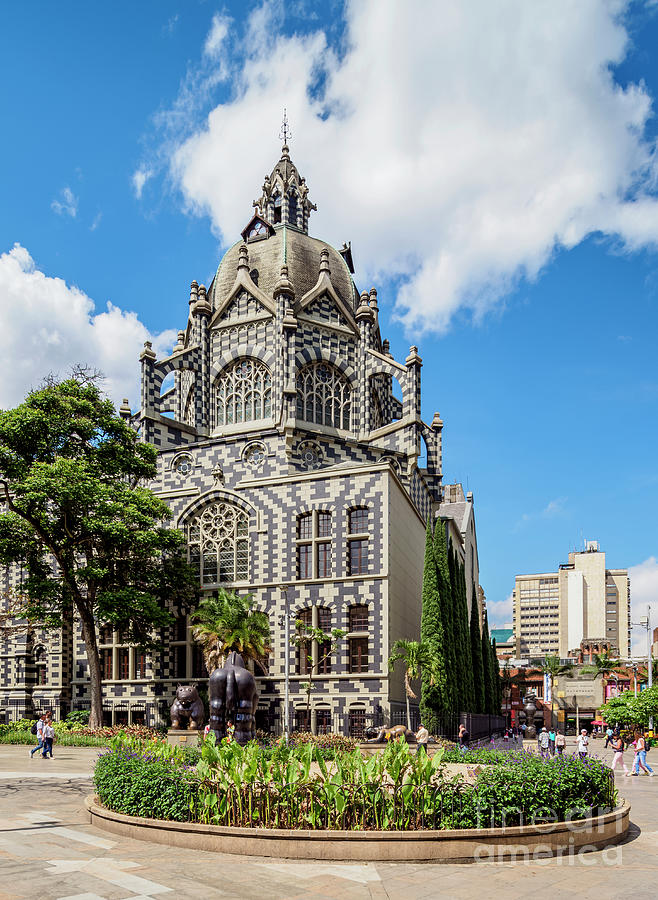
[1,141,482,733]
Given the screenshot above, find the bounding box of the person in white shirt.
[29,714,47,758]
[538,727,550,758]
[416,723,429,753]
[41,719,55,758]
[577,729,589,759]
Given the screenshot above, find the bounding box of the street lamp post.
[278,585,292,745]
[631,605,653,731]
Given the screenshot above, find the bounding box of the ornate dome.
[210,228,358,313]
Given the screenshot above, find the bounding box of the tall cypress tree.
[420,518,447,731]
[457,560,475,712]
[491,638,501,714]
[447,547,461,711]
[481,612,493,714]
[433,519,457,712]
[470,581,485,713]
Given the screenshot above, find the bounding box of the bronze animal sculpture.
[364,724,417,743]
[209,651,258,745]
[170,683,205,730]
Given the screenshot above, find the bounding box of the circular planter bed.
[86,796,630,862]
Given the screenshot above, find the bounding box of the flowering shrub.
[93,733,617,830]
[0,718,162,746]
[94,741,198,821]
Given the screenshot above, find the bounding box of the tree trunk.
[405,672,412,731]
[78,607,103,729]
[306,672,313,733]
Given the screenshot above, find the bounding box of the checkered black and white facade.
[1,146,469,732]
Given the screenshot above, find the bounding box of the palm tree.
[538,655,573,729]
[191,589,271,674]
[584,652,621,685]
[388,639,436,731]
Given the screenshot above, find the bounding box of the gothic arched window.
[214,358,272,428]
[273,192,282,224]
[187,502,250,585]
[296,362,351,431]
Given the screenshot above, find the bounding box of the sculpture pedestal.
[166,729,201,747]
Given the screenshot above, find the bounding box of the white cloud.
[0,244,176,409]
[514,496,567,530]
[90,211,102,231]
[204,13,229,58]
[629,556,658,657]
[51,186,78,218]
[161,0,658,333]
[487,593,514,629]
[132,168,153,199]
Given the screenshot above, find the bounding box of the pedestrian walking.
[629,731,654,776]
[539,727,551,759]
[548,727,556,756]
[555,730,566,755]
[610,733,629,774]
[29,713,47,758]
[41,719,55,758]
[604,726,614,748]
[416,722,429,754]
[577,728,589,759]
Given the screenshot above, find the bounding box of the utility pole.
[278,585,291,745]
[648,605,653,732]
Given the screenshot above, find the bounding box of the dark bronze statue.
[364,724,417,743]
[209,651,258,745]
[170,683,204,730]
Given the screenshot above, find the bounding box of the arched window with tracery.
[214,358,272,428]
[187,502,250,585]
[296,362,351,431]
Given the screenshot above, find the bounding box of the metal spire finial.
[279,108,291,146]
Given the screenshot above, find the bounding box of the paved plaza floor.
[0,739,656,900]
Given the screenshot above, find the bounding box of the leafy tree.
[388,639,436,731]
[0,374,197,727]
[469,581,485,713]
[191,588,271,674]
[292,619,345,732]
[420,518,448,730]
[600,685,658,729]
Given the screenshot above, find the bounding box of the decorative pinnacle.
[238,244,249,270]
[279,107,292,147]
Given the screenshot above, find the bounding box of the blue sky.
[1,1,657,643]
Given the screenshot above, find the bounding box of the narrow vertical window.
[347,507,369,576]
[296,511,332,579]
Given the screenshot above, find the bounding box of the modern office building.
[1,141,485,731]
[512,541,630,659]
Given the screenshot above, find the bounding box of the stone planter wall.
[86,797,630,863]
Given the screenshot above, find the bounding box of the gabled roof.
[241,214,275,243]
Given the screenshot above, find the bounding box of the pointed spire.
[253,131,317,234]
